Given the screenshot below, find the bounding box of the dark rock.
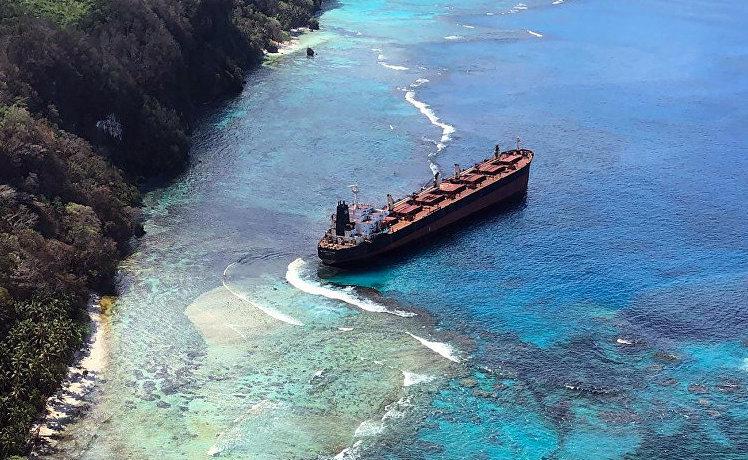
[307,47,315,57]
[599,411,639,424]
[647,364,664,373]
[309,18,320,30]
[265,43,279,54]
[688,383,708,394]
[660,378,678,387]
[460,378,477,388]
[716,380,741,393]
[654,351,680,363]
[156,401,171,409]
[472,389,493,398]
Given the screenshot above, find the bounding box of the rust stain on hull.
[319,148,534,267]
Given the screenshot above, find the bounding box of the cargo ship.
[318,142,533,267]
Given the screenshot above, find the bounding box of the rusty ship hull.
[318,148,533,267]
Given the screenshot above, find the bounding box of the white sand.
[30,296,110,450]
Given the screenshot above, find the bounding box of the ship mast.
[348,184,359,209]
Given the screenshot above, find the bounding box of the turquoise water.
[56,0,747,458]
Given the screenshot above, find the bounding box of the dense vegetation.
[0,0,321,455]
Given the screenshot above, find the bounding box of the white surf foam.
[380,62,409,71]
[444,35,463,40]
[286,258,416,317]
[222,263,303,326]
[338,327,354,332]
[334,441,362,460]
[354,420,384,437]
[553,0,564,4]
[376,51,409,71]
[404,82,455,153]
[406,332,460,362]
[208,399,278,456]
[462,24,476,29]
[527,29,543,38]
[338,397,412,458]
[402,370,436,387]
[382,396,413,421]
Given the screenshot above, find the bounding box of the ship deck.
[388,149,532,233]
[319,149,532,251]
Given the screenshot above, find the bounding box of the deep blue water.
[57,0,747,458]
[328,0,748,457]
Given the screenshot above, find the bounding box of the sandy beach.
[29,296,111,456]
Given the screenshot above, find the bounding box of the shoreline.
[265,27,312,57]
[23,18,326,459]
[264,26,331,62]
[0,1,328,455]
[29,296,111,457]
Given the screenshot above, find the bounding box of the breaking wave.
[286,258,416,317]
[380,62,409,71]
[334,441,362,459]
[376,51,409,71]
[404,82,455,154]
[406,332,460,362]
[354,420,384,437]
[337,396,413,458]
[207,400,278,456]
[402,370,435,386]
[527,29,543,38]
[403,78,455,176]
[222,262,303,326]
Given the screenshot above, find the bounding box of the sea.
[53,0,748,458]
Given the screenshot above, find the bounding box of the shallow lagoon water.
[54,0,747,458]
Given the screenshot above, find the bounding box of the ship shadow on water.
[317,192,530,277]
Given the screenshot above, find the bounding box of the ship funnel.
[387,193,395,211]
[433,171,441,188]
[335,201,350,236]
[494,144,500,158]
[453,163,461,179]
[516,136,521,151]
